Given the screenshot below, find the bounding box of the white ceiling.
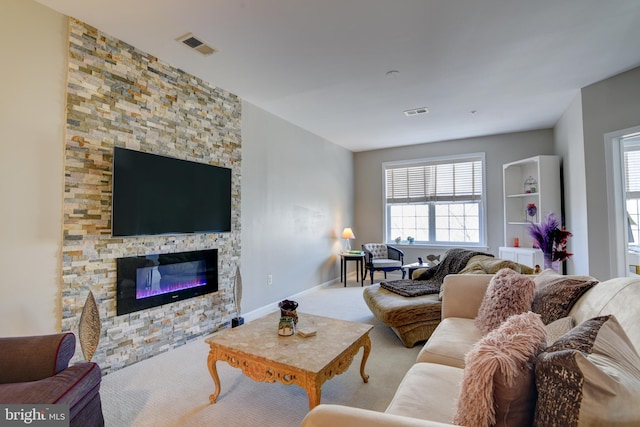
[36,0,640,152]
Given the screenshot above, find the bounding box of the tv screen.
[112,147,232,237]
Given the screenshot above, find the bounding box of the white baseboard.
[241,277,341,323]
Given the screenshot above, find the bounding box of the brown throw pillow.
[475,268,536,334]
[532,269,598,324]
[454,311,547,427]
[535,315,640,426]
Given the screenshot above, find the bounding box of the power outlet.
[267,274,273,285]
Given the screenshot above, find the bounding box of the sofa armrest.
[0,333,76,384]
[440,274,493,320]
[301,405,456,427]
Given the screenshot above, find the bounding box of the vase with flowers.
[527,213,572,272]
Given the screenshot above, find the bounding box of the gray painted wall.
[241,101,354,313]
[353,130,555,264]
[554,94,589,275]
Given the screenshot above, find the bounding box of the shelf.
[506,193,538,198]
[502,155,561,251]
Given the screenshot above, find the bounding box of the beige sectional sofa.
[301,273,640,427]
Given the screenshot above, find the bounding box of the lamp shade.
[341,227,355,239]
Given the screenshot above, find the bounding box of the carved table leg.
[360,334,371,383]
[207,351,221,404]
[306,376,322,410]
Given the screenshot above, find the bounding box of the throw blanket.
[380,248,494,297]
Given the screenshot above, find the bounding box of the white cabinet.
[502,155,561,268]
[499,247,544,269]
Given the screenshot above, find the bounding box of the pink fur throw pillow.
[454,311,547,427]
[475,268,536,335]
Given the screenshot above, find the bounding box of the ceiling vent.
[403,107,429,117]
[176,33,216,56]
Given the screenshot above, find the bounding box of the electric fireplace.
[116,249,218,315]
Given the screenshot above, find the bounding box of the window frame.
[624,136,640,246]
[382,153,488,248]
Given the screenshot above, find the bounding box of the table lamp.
[341,227,355,251]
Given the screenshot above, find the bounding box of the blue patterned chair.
[362,243,405,284]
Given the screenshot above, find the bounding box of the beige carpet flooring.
[101,272,420,426]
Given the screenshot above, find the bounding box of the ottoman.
[363,283,442,347]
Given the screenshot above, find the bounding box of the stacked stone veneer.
[62,19,241,374]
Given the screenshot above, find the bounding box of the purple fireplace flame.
[117,249,218,315]
[134,260,207,299]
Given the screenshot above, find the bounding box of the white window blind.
[386,157,483,204]
[625,149,640,198]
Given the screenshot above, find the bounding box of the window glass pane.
[385,155,484,245]
[627,199,640,245]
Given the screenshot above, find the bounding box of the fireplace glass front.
[116,249,218,315]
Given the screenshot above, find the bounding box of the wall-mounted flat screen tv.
[112,147,232,237]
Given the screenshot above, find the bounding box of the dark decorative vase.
[279,300,299,325]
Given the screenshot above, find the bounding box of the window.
[384,154,486,246]
[624,136,640,245]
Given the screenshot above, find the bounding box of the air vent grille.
[182,37,203,49]
[404,107,429,117]
[176,33,217,56]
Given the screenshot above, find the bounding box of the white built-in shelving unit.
[499,155,561,268]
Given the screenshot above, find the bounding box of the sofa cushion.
[568,277,640,352]
[535,315,640,426]
[454,311,547,427]
[416,317,482,368]
[531,269,598,325]
[544,316,574,346]
[475,269,536,334]
[385,362,463,424]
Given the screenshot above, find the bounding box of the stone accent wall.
[62,19,241,374]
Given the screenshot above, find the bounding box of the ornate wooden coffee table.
[205,311,373,409]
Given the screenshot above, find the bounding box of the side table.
[402,262,429,279]
[339,252,365,286]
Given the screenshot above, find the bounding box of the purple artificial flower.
[527,213,573,263]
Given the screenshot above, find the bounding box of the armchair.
[362,243,405,284]
[0,332,104,427]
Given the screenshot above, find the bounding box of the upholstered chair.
[362,243,405,284]
[0,332,104,427]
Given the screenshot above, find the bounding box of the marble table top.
[205,311,373,373]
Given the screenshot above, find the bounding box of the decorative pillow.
[532,269,598,324]
[454,311,547,427]
[544,316,574,346]
[459,259,535,275]
[535,315,640,426]
[475,268,536,335]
